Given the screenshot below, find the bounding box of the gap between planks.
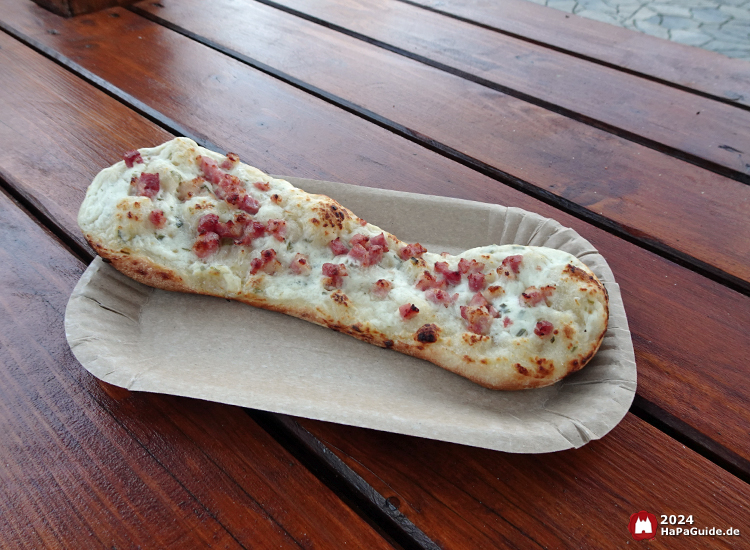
[104,9,750,296]
[395,0,750,112]
[247,0,750,186]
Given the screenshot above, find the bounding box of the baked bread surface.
[78,138,609,390]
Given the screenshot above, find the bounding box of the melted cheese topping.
[79,138,609,389]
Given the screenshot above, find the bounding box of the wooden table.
[1,0,749,547]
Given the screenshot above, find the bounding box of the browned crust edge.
[87,235,610,391]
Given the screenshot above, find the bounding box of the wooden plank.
[0,54,397,550]
[405,0,750,109]
[1,3,750,477]
[256,0,750,181]
[32,0,138,17]
[296,414,750,549]
[123,0,748,290]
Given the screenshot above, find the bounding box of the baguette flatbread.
[78,138,608,390]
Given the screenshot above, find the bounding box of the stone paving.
[525,0,750,61]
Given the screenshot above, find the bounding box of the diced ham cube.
[349,234,370,248]
[460,305,493,335]
[253,181,271,191]
[416,271,446,291]
[349,243,368,261]
[458,258,484,275]
[266,219,287,241]
[534,320,554,337]
[322,263,348,289]
[149,209,166,229]
[135,172,160,199]
[123,150,143,168]
[372,279,392,299]
[193,232,220,258]
[468,272,486,292]
[250,249,281,275]
[425,289,458,307]
[520,285,556,307]
[370,232,389,252]
[196,214,220,235]
[238,194,260,215]
[238,221,266,246]
[498,255,523,277]
[399,303,419,320]
[329,237,349,256]
[399,243,427,260]
[220,152,239,170]
[289,253,311,275]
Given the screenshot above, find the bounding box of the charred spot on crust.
[101,257,112,263]
[331,291,349,306]
[534,357,555,377]
[313,199,350,230]
[271,194,282,204]
[384,340,394,348]
[564,263,591,280]
[463,355,474,363]
[310,218,320,226]
[415,323,440,344]
[462,333,490,345]
[515,363,529,376]
[351,323,363,332]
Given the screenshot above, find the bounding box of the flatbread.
[78,138,608,390]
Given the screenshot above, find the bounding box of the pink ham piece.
[322,263,348,289]
[349,243,368,262]
[250,249,281,275]
[238,221,266,246]
[458,258,484,275]
[123,150,144,168]
[469,292,500,318]
[370,233,389,252]
[460,306,493,335]
[135,173,160,199]
[329,237,349,256]
[534,320,554,337]
[468,272,486,292]
[399,303,419,320]
[148,209,166,229]
[498,254,523,278]
[193,232,220,258]
[289,253,311,275]
[220,152,239,170]
[372,279,392,299]
[425,289,458,308]
[520,285,556,307]
[253,181,271,191]
[196,213,220,235]
[266,219,287,242]
[415,270,446,291]
[399,243,427,260]
[434,261,461,286]
[198,155,260,214]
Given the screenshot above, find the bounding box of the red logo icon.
[628,511,658,540]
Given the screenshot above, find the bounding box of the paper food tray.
[65,178,636,453]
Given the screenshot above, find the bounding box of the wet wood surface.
[407,0,750,108]
[1,0,749,547]
[2,3,750,471]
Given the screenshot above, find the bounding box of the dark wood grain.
[1,4,750,472]
[296,414,750,549]
[10,0,750,288]
[0,61,397,550]
[255,0,750,180]
[406,0,750,109]
[126,0,748,289]
[32,0,137,17]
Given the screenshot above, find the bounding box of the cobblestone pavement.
[525,0,750,61]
